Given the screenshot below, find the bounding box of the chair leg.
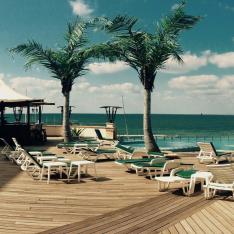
[157,181,161,191]
[68,164,72,182]
[59,166,62,178]
[47,166,50,184]
[40,166,44,181]
[93,164,97,180]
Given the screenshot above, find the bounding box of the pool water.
[121,136,234,152]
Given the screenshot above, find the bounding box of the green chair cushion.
[175,169,197,179]
[96,149,116,154]
[116,158,152,164]
[148,151,164,156]
[115,144,135,154]
[132,162,165,168]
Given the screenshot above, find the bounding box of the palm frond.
[65,19,88,53]
[157,1,201,39]
[105,15,138,34]
[10,40,58,70]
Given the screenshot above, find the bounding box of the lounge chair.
[132,159,181,179]
[19,149,68,184]
[94,129,118,146]
[114,144,136,159]
[155,168,197,195]
[79,148,116,162]
[204,164,234,199]
[57,141,100,153]
[0,138,15,160]
[197,142,233,164]
[115,156,165,170]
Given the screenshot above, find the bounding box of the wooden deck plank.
[185,217,204,234]
[201,208,231,234]
[205,206,234,232]
[173,222,187,234]
[160,200,234,234]
[0,145,233,234]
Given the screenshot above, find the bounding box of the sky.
[0,0,234,114]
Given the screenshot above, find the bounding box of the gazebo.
[0,79,54,145]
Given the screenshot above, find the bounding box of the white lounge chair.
[94,129,118,146]
[19,149,68,184]
[131,159,180,179]
[155,168,197,195]
[197,142,233,164]
[204,164,234,199]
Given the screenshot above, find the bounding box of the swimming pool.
[120,136,234,152]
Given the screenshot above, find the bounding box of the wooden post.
[27,104,30,126]
[0,103,4,126]
[38,106,42,124]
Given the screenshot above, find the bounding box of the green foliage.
[71,128,85,138]
[10,18,103,95]
[97,1,201,91]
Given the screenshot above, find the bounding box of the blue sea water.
[5,113,234,150]
[5,113,234,136]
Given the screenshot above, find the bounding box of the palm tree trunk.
[63,91,72,142]
[143,88,160,152]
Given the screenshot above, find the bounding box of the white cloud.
[161,51,234,73]
[168,74,234,99]
[0,74,143,113]
[73,78,140,95]
[88,61,129,74]
[216,75,234,89]
[69,0,93,16]
[168,75,218,90]
[162,51,210,74]
[209,52,234,68]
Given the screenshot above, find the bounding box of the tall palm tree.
[93,2,200,152]
[11,19,96,142]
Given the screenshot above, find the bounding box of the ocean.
[5,113,234,136]
[4,113,234,150]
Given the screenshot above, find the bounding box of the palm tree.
[11,19,96,142]
[93,2,200,152]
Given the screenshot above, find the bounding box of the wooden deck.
[0,145,233,233]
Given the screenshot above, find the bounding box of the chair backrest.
[163,160,181,172]
[95,129,104,140]
[20,149,42,169]
[115,144,135,154]
[207,164,234,184]
[0,138,14,156]
[197,142,216,156]
[12,137,22,151]
[150,157,166,165]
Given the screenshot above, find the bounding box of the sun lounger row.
[114,142,234,199]
[0,137,97,184]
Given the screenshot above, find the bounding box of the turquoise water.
[121,136,234,151]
